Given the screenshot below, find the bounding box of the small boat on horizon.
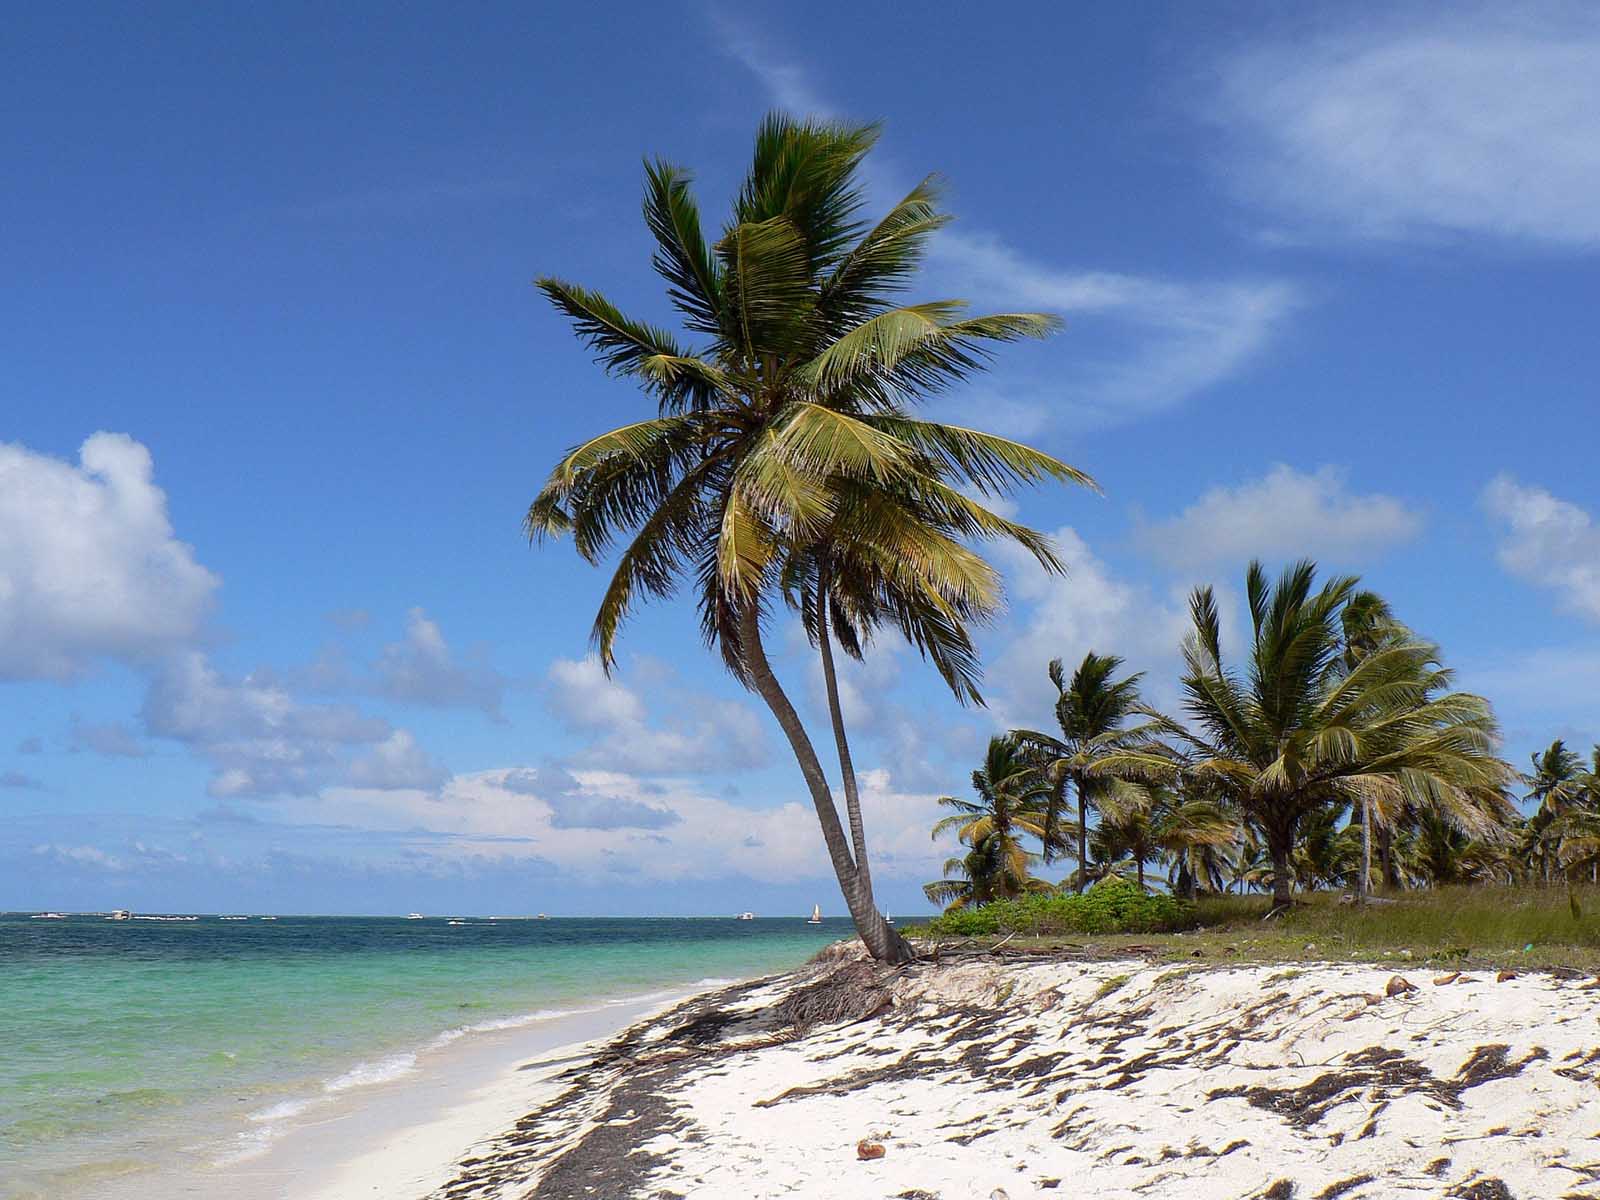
[406,912,424,920]
[31,912,68,920]
[807,904,822,924]
[108,910,131,921]
[736,911,755,920]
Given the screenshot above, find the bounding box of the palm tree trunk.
[1269,828,1293,910]
[1137,858,1145,892]
[1378,826,1394,890]
[1076,782,1088,895]
[816,585,872,903]
[1358,798,1371,904]
[738,606,910,963]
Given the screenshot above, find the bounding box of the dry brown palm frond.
[773,961,897,1030]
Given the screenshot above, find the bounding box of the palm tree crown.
[925,735,1051,907]
[1114,560,1511,908]
[1014,652,1150,892]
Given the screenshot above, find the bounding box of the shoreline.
[72,978,744,1200]
[297,950,1600,1200]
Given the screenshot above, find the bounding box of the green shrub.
[916,878,1194,938]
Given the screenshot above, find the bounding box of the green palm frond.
[717,216,815,354]
[864,415,1098,495]
[819,174,949,327]
[643,159,724,335]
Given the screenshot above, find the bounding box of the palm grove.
[930,565,1600,915]
[528,115,1579,961]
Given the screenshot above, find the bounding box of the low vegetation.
[909,878,1191,938]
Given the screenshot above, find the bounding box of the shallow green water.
[0,913,848,1198]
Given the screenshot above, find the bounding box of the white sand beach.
[181,952,1600,1200]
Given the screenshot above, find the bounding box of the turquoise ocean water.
[0,912,851,1198]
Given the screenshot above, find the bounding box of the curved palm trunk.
[739,607,911,963]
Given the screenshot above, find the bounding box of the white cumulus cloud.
[988,527,1193,728]
[1138,465,1423,571]
[544,657,770,774]
[345,730,449,792]
[142,649,394,797]
[302,765,947,885]
[0,433,218,680]
[1484,474,1600,620]
[371,608,505,715]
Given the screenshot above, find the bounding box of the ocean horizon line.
[1,909,909,920]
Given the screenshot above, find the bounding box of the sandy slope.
[345,955,1600,1199]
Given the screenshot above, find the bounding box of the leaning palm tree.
[528,116,1093,961]
[1108,560,1512,910]
[925,735,1052,907]
[1015,652,1150,892]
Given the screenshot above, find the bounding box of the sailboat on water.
[807,904,822,924]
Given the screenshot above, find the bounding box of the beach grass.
[908,885,1600,974]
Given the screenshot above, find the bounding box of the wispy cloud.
[709,17,1302,431]
[709,12,834,116]
[1208,4,1600,248]
[924,233,1302,429]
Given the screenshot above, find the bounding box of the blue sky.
[5,2,1600,915]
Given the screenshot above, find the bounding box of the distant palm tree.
[527,116,1093,961]
[1015,652,1150,892]
[1107,561,1511,910]
[925,735,1052,907]
[1341,589,1401,899]
[1525,739,1587,882]
[1231,837,1275,894]
[1093,782,1237,893]
[1292,804,1359,892]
